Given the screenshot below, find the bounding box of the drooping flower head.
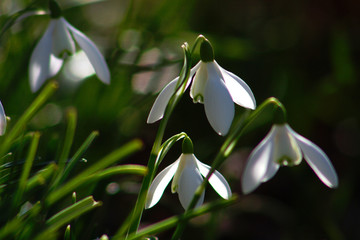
[146,137,232,209]
[147,37,256,136]
[0,100,6,136]
[29,0,110,92]
[242,122,339,194]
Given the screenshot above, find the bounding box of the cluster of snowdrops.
[0,1,338,239]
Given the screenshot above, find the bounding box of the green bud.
[182,137,194,154]
[64,225,71,240]
[200,39,214,62]
[72,192,76,203]
[49,0,62,18]
[99,235,109,240]
[273,105,287,124]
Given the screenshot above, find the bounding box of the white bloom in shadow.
[0,101,6,136]
[242,123,339,194]
[147,60,256,135]
[29,16,110,92]
[145,153,232,210]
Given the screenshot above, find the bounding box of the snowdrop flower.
[29,1,110,92]
[242,123,339,194]
[0,100,6,135]
[147,38,256,136]
[146,137,232,209]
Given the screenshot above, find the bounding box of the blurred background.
[0,0,359,239]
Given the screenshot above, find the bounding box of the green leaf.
[0,81,58,159]
[0,201,41,239]
[25,163,58,192]
[13,131,41,208]
[37,196,101,239]
[46,139,143,205]
[57,108,77,178]
[122,195,237,240]
[58,131,99,185]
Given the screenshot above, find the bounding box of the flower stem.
[122,43,193,237]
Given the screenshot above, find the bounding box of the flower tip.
[146,114,159,124]
[241,182,255,195]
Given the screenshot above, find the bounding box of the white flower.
[145,153,232,209]
[242,123,339,194]
[0,101,6,136]
[147,60,256,135]
[29,17,110,92]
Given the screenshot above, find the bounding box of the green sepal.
[182,137,194,154]
[200,39,214,62]
[273,104,287,124]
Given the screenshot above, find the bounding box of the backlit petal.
[262,160,280,182]
[147,63,199,123]
[147,77,179,123]
[190,62,207,102]
[196,160,232,199]
[145,159,180,209]
[177,165,205,209]
[204,62,234,135]
[49,54,63,77]
[288,125,339,188]
[65,19,110,84]
[29,21,55,92]
[218,63,256,110]
[0,101,6,136]
[242,127,278,194]
[52,18,75,57]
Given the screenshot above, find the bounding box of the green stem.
[122,195,237,240]
[171,97,285,239]
[46,139,142,206]
[123,44,193,237]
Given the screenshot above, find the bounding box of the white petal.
[29,21,55,92]
[190,62,207,102]
[49,54,64,77]
[218,63,256,110]
[204,62,234,135]
[147,77,179,123]
[147,62,200,123]
[177,165,205,209]
[242,127,278,194]
[52,18,75,57]
[0,101,6,136]
[64,19,110,84]
[288,125,339,188]
[262,160,280,182]
[196,160,232,199]
[145,160,180,209]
